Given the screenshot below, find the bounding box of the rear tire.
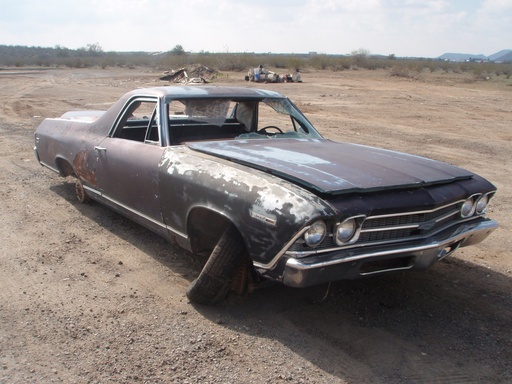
[75,179,91,203]
[186,224,247,305]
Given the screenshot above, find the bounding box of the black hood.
[187,138,473,195]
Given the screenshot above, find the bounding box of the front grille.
[287,201,464,255]
[359,203,461,242]
[363,205,456,229]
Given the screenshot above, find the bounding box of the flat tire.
[186,224,246,305]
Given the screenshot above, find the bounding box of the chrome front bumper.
[279,218,498,288]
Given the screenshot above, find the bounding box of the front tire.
[186,224,247,305]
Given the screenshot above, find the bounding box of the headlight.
[461,196,477,218]
[335,218,357,245]
[476,193,491,214]
[304,220,326,248]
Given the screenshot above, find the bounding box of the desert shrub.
[267,56,288,69]
[404,61,422,73]
[460,63,473,72]
[309,54,333,70]
[194,54,215,69]
[155,54,190,70]
[286,56,304,71]
[452,64,462,74]
[473,65,490,80]
[350,49,370,68]
[491,63,509,77]
[216,53,255,71]
[500,65,512,79]
[332,57,351,71]
[422,61,438,72]
[389,64,415,78]
[436,61,453,73]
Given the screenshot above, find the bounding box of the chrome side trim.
[38,160,60,175]
[83,185,188,241]
[33,145,41,163]
[253,226,311,271]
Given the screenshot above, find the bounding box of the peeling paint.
[161,148,258,194]
[254,184,318,224]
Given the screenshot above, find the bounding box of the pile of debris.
[160,64,217,84]
[245,65,302,83]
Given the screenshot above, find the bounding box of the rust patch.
[73,149,97,186]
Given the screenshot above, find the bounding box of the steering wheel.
[258,125,284,135]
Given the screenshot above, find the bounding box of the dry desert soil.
[0,67,511,383]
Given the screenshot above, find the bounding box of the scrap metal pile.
[160,64,217,84]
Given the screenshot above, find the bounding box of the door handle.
[94,146,107,151]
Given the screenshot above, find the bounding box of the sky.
[0,0,511,58]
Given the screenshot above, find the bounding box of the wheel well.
[187,208,236,256]
[55,157,76,177]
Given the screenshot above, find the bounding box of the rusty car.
[34,86,498,304]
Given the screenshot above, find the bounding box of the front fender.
[158,147,335,264]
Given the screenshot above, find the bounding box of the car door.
[94,97,168,236]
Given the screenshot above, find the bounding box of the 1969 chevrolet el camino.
[34,86,498,304]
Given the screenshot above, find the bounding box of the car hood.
[187,138,473,195]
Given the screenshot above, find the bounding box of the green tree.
[170,44,185,55]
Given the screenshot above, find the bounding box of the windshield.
[166,97,322,145]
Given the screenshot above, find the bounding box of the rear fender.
[55,156,76,177]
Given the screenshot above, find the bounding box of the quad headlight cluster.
[303,216,365,248]
[303,220,327,247]
[460,192,494,218]
[302,192,494,250]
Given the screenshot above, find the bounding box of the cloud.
[0,0,510,57]
[480,0,512,12]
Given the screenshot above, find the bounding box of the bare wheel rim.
[75,179,90,203]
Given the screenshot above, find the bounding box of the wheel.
[75,179,91,203]
[258,125,283,135]
[186,224,247,305]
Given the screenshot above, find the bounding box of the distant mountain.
[438,53,487,62]
[490,50,512,62]
[438,49,512,62]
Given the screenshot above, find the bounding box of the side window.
[168,100,187,118]
[257,102,294,132]
[113,99,158,143]
[167,99,243,144]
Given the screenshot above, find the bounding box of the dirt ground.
[0,66,510,384]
